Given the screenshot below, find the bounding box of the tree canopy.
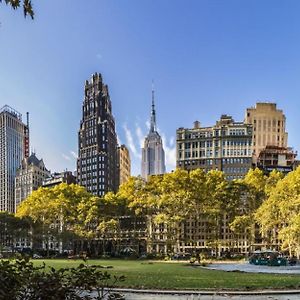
[8,167,300,257]
[1,0,34,19]
[255,167,300,256]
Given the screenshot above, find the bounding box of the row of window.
[179,139,252,149]
[80,156,105,165]
[179,149,252,159]
[224,167,249,174]
[222,158,252,164]
[80,163,106,171]
[178,157,252,167]
[178,127,251,140]
[79,170,106,179]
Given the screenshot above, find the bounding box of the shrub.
[0,258,125,300]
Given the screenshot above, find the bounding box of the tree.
[189,168,208,216]
[116,170,247,256]
[265,169,284,197]
[229,168,267,251]
[256,167,300,257]
[0,212,31,252]
[155,169,193,253]
[118,171,194,254]
[16,183,96,254]
[117,176,147,215]
[278,215,300,258]
[1,0,34,19]
[204,170,238,256]
[16,183,131,256]
[73,192,126,256]
[243,168,267,212]
[229,214,252,253]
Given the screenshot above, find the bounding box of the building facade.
[0,105,29,213]
[245,103,288,160]
[117,144,131,187]
[42,171,76,188]
[176,115,253,180]
[256,145,297,175]
[77,73,118,196]
[141,89,166,179]
[15,153,50,211]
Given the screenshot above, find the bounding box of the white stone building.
[15,153,50,211]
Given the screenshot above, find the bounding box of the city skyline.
[1,1,300,175]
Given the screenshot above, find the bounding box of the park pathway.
[205,262,300,274]
[90,289,300,300]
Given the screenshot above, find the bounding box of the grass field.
[32,259,300,290]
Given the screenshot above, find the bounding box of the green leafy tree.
[229,214,252,253]
[16,184,96,255]
[230,168,267,251]
[265,169,284,197]
[243,168,266,211]
[0,212,31,252]
[1,0,34,19]
[117,176,147,215]
[156,169,193,253]
[204,170,235,255]
[16,183,130,257]
[118,176,156,253]
[74,192,125,255]
[189,169,208,216]
[256,167,300,257]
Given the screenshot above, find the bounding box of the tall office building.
[245,103,288,159]
[141,88,166,180]
[0,105,29,212]
[117,144,131,187]
[176,115,253,180]
[77,73,118,195]
[15,153,50,211]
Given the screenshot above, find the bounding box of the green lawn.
[31,259,300,290]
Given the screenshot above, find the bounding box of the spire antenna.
[152,80,154,106]
[150,80,156,132]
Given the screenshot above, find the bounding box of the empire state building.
[141,88,166,180]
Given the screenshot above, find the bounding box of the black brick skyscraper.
[77,73,118,196]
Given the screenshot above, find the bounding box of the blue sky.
[1,0,300,175]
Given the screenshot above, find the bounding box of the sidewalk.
[112,287,300,295]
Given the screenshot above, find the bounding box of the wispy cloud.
[62,153,71,161]
[161,133,176,172]
[123,123,141,159]
[169,136,175,147]
[122,121,176,174]
[145,120,150,130]
[135,123,144,149]
[117,135,122,146]
[70,151,77,159]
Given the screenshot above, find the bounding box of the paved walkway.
[204,262,300,274]
[118,294,300,300]
[92,288,300,300]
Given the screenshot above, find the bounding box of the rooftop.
[0,105,22,121]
